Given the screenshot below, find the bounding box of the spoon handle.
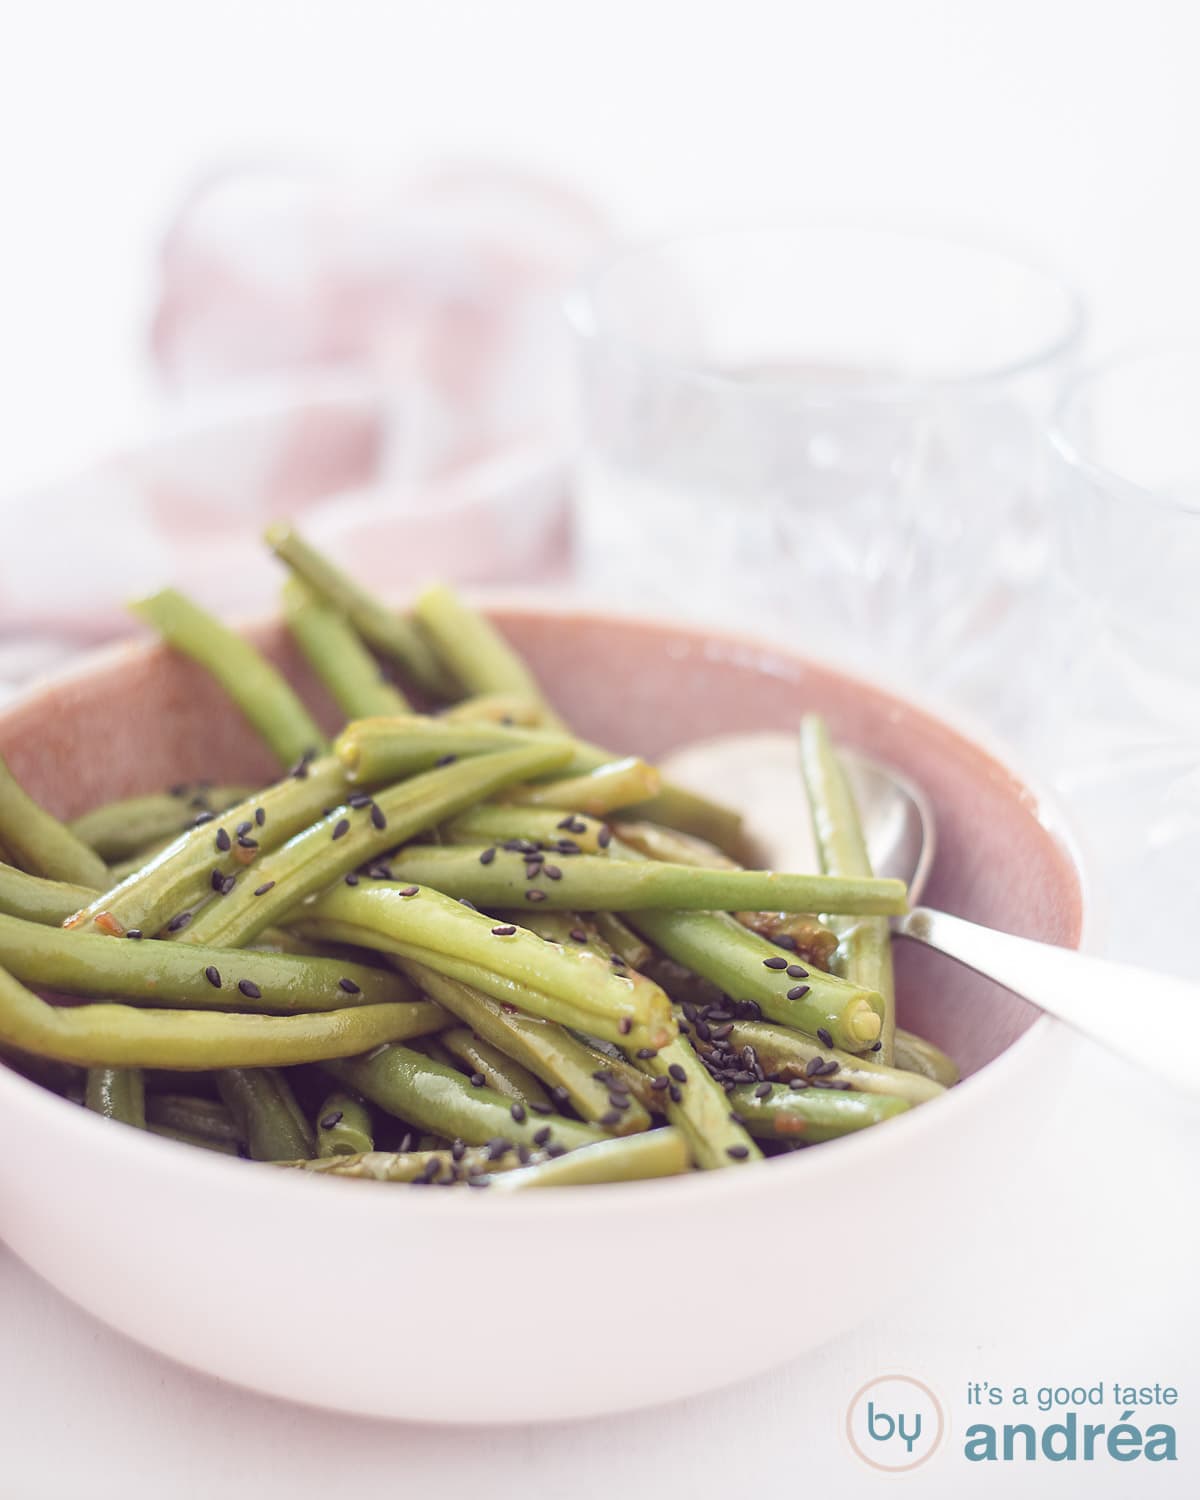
[893,907,1200,1091]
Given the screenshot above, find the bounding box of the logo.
[846,1375,946,1471]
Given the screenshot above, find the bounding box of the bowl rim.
[0,597,1091,1220]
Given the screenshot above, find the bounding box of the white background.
[1,2,1198,1495]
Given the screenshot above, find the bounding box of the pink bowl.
[0,605,1084,1421]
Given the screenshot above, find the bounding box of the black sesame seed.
[191,811,216,826]
[618,1017,632,1035]
[817,1028,834,1048]
[467,1175,490,1188]
[254,881,276,896]
[546,1142,568,1158]
[556,839,580,854]
[762,955,788,970]
[822,1059,840,1076]
[726,1144,750,1160]
[348,793,372,809]
[486,1137,512,1161]
[435,753,458,767]
[695,1020,712,1042]
[790,1078,809,1090]
[774,934,798,951]
[543,864,562,880]
[529,1101,554,1115]
[591,1069,613,1083]
[479,847,497,865]
[458,898,478,911]
[754,1080,772,1098]
[344,872,360,885]
[668,1084,682,1104]
[204,965,222,988]
[597,826,612,848]
[805,1056,823,1077]
[451,1139,466,1161]
[569,928,588,943]
[210,868,226,892]
[255,807,266,826]
[221,875,238,895]
[668,1062,687,1083]
[525,889,547,902]
[608,1091,630,1109]
[125,929,143,940]
[320,1110,344,1130]
[331,818,350,840]
[233,819,250,836]
[166,910,192,932]
[370,804,387,831]
[215,827,232,852]
[870,1041,883,1052]
[532,1126,552,1147]
[400,885,419,897]
[491,924,517,936]
[556,816,575,830]
[600,1109,622,1126]
[650,1076,670,1092]
[470,1073,485,1087]
[635,1047,657,1059]
[510,1102,526,1123]
[712,1022,733,1040]
[787,984,810,1000]
[786,963,809,979]
[238,979,262,998]
[551,1085,571,1104]
[524,861,542,880]
[338,976,361,994]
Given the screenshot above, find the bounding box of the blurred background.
[0,0,1197,964]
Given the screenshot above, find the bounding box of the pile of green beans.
[0,526,959,1189]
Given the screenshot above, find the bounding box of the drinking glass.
[566,228,1083,736]
[1047,350,1200,969]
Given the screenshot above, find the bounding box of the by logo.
[846,1375,945,1472]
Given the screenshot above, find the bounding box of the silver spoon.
[661,731,1198,1091]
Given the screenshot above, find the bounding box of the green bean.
[0,754,110,888]
[505,758,661,816]
[800,714,897,1064]
[282,577,410,718]
[315,1091,375,1156]
[484,1127,692,1189]
[337,715,744,856]
[413,582,567,728]
[85,1067,146,1126]
[0,962,441,1070]
[691,1019,945,1105]
[591,913,654,969]
[437,1027,554,1111]
[630,1034,760,1169]
[145,1093,242,1144]
[181,742,573,950]
[895,1028,960,1087]
[70,786,256,862]
[439,805,610,855]
[131,588,327,768]
[277,1144,542,1182]
[627,909,884,1052]
[67,756,353,938]
[614,819,842,965]
[264,524,453,698]
[0,864,97,926]
[325,1045,604,1151]
[384,844,907,915]
[300,882,676,1052]
[400,961,653,1132]
[107,837,180,883]
[149,1124,240,1155]
[217,1068,315,1160]
[335,716,590,781]
[0,910,420,1012]
[441,693,543,726]
[729,1083,911,1142]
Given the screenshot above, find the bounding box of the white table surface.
[3,1033,1196,1499]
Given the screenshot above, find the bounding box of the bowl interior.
[0,605,1083,1079]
